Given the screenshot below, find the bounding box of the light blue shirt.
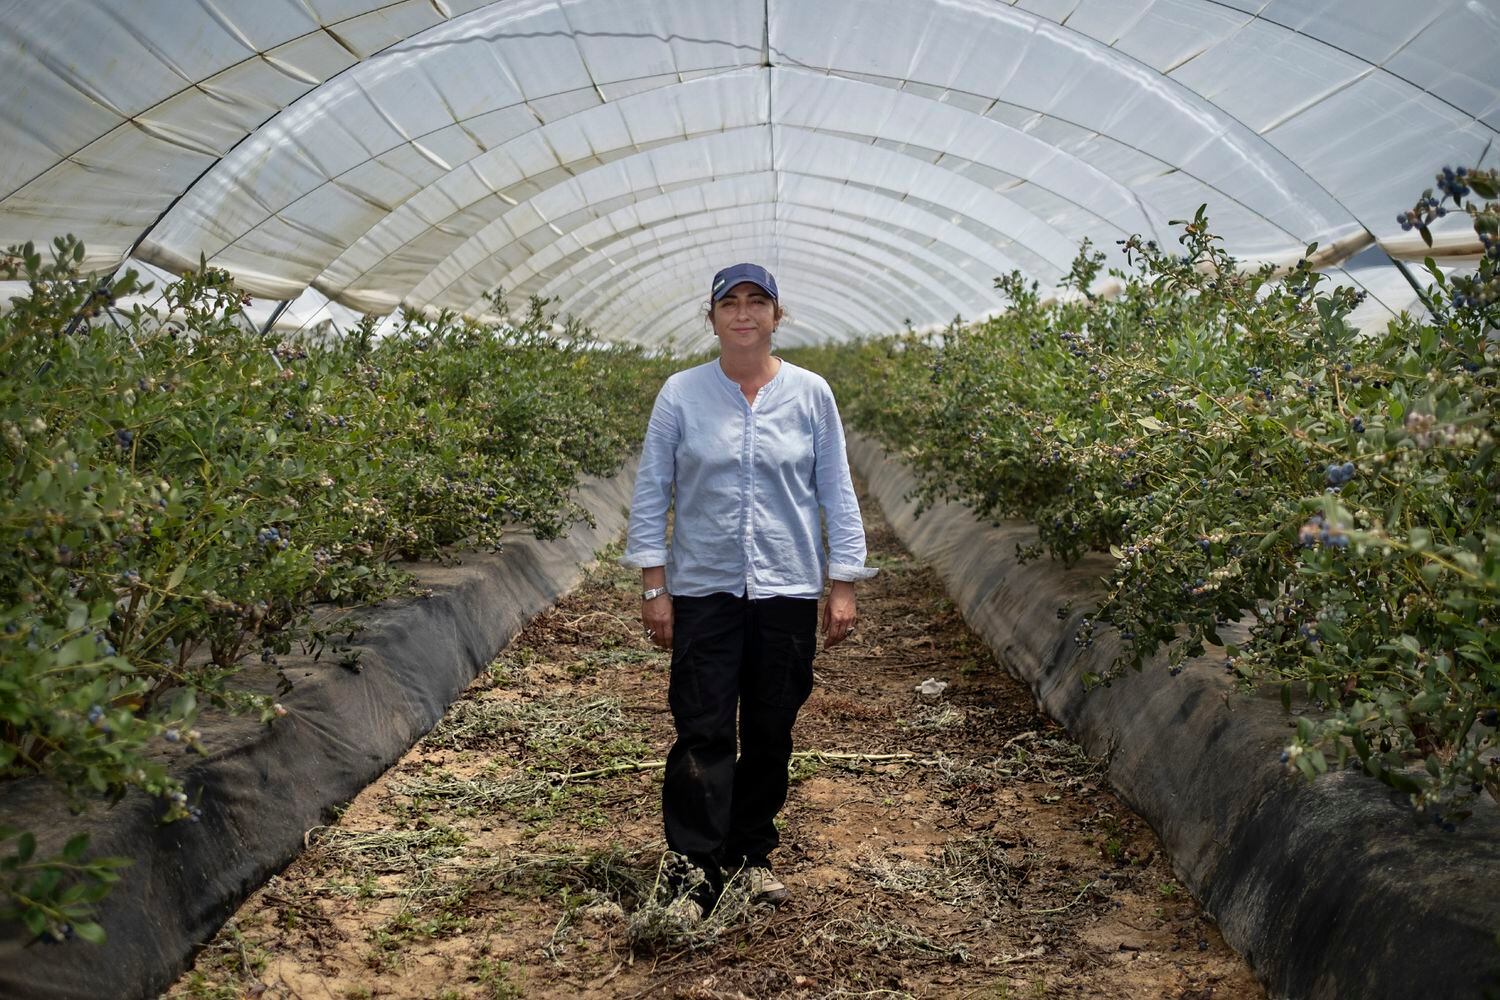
[622,358,877,599]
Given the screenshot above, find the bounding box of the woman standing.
[622,262,877,919]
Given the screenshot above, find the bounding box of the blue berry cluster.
[1435,165,1471,201]
[257,526,289,549]
[1324,461,1356,486]
[1299,514,1348,548]
[1397,197,1446,232]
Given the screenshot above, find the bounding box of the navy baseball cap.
[711,262,778,302]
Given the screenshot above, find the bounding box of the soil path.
[166,481,1263,1000]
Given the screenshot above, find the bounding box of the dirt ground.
[165,481,1265,1000]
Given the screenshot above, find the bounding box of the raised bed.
[848,434,1500,1000]
[0,463,636,1000]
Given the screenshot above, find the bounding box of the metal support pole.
[1390,254,1441,318]
[260,298,294,337]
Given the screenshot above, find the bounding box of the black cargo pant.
[663,591,817,900]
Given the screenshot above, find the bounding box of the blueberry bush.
[0,238,675,942]
[796,167,1499,826]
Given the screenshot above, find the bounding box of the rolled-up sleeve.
[813,384,878,583]
[621,380,678,569]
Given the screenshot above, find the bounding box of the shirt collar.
[713,356,787,406]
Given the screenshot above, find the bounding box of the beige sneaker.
[743,866,789,905]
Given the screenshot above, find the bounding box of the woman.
[622,262,877,919]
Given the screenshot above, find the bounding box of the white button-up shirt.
[622,359,877,599]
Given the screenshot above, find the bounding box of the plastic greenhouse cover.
[0,0,1496,345]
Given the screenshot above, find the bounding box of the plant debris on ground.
[166,480,1263,1000]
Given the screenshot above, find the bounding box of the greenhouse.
[1,1,1497,998]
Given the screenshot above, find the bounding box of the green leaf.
[166,561,188,591]
[1417,225,1433,248]
[62,833,89,862]
[54,636,96,668]
[15,832,35,863]
[1468,176,1497,200]
[22,908,46,936]
[72,920,106,945]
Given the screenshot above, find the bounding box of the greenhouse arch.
[3,0,1495,342]
[2,4,1500,999]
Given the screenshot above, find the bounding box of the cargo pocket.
[749,624,816,710]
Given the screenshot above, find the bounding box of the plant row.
[793,166,1500,827]
[0,240,677,942]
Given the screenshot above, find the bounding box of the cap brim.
[711,279,777,301]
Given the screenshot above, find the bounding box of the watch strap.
[642,586,669,601]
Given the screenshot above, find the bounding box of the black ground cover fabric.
[848,435,1500,1000]
[0,464,636,1000]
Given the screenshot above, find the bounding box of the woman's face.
[711,282,780,351]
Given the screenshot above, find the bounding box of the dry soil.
[166,480,1264,1000]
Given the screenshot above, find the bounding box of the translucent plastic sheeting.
[1,0,1496,346]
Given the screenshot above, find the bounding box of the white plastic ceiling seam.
[138,1,1352,308]
[529,217,990,317]
[172,64,1326,313]
[799,68,1357,246]
[167,107,1092,310]
[1187,0,1482,127]
[1042,0,1499,148]
[449,190,1019,325]
[522,211,985,318]
[515,174,1031,304]
[519,203,1008,326]
[308,68,768,296]
[768,2,1357,226]
[339,150,1062,316]
[581,245,924,336]
[0,0,502,270]
[990,0,1499,235]
[526,222,975,326]
[429,170,1074,320]
[574,244,941,340]
[290,67,1163,305]
[1,0,1497,345]
[137,1,774,278]
[154,67,760,273]
[404,141,1074,313]
[5,0,1488,207]
[519,204,986,302]
[565,239,926,332]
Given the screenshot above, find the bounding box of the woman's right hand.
[643,594,673,650]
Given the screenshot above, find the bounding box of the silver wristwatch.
[642,586,669,601]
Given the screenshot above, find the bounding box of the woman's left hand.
[823,580,858,647]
